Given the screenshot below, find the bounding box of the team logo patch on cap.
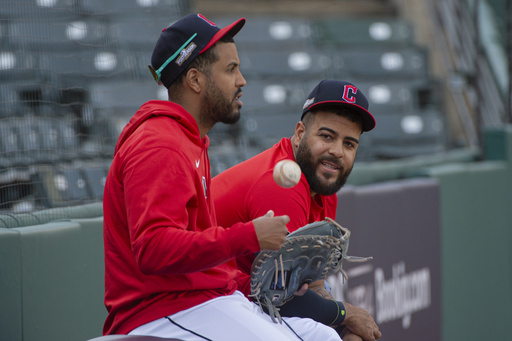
[303,97,315,110]
[342,85,358,103]
[176,42,197,66]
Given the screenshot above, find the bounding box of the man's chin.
[315,174,347,195]
[222,113,240,124]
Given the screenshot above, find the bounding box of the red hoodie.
[102,100,259,335]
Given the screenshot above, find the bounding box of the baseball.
[273,160,301,188]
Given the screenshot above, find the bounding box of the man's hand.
[342,302,382,341]
[252,210,290,250]
[294,283,309,296]
[341,331,363,341]
[308,280,333,300]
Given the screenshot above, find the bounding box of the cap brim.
[199,18,246,54]
[307,100,376,132]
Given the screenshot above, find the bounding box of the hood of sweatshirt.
[114,100,206,156]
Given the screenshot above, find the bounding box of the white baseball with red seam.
[273,160,301,188]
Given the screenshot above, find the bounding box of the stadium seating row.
[0,159,108,211]
[0,45,432,84]
[0,0,190,17]
[2,13,180,51]
[0,116,80,166]
[31,161,108,207]
[0,4,451,209]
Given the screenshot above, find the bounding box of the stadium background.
[0,0,511,340]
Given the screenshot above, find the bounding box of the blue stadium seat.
[240,79,310,112]
[14,117,42,163]
[55,119,81,161]
[241,109,299,152]
[56,166,90,202]
[342,78,443,116]
[109,14,178,49]
[0,0,79,17]
[209,145,248,177]
[87,106,129,158]
[213,15,314,51]
[8,16,111,50]
[0,118,26,166]
[37,48,142,81]
[0,77,61,112]
[81,164,107,200]
[312,18,415,48]
[0,84,20,118]
[0,49,40,80]
[238,48,332,80]
[329,46,430,80]
[88,79,164,110]
[370,109,448,158]
[77,0,190,16]
[35,116,65,163]
[32,164,93,208]
[0,17,11,47]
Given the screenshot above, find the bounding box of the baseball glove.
[249,217,372,323]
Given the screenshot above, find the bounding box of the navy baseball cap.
[301,80,376,132]
[149,14,246,88]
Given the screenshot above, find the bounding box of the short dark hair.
[302,105,364,132]
[167,35,235,96]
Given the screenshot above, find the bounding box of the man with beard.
[212,80,382,341]
[102,14,344,341]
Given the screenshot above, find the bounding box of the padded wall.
[426,161,512,341]
[0,228,22,341]
[73,217,108,339]
[0,217,106,341]
[13,222,84,341]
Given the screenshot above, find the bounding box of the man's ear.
[185,68,203,94]
[293,121,306,147]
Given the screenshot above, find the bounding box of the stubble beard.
[201,78,241,127]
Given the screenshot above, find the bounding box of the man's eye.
[345,141,357,149]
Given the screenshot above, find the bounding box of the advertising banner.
[329,179,441,340]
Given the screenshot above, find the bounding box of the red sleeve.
[324,195,337,220]
[124,147,260,276]
[245,170,311,232]
[234,270,251,297]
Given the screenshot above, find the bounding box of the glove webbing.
[250,235,342,323]
[250,218,373,323]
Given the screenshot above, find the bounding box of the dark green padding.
[0,228,22,341]
[426,161,512,341]
[13,222,85,341]
[72,217,108,340]
[0,202,103,228]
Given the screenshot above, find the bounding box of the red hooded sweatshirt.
[102,100,258,335]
